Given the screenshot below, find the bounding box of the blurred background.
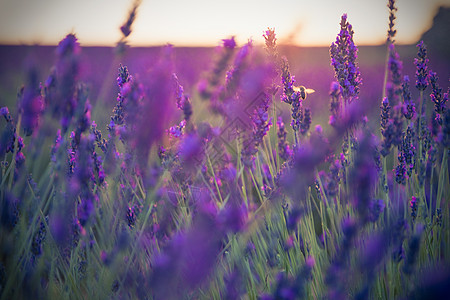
[0,0,449,131]
[1,0,448,46]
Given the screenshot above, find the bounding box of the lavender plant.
[0,1,448,299]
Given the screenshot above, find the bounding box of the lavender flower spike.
[329,81,341,126]
[402,75,415,120]
[429,71,447,115]
[387,0,398,42]
[330,14,361,104]
[414,41,429,91]
[20,65,43,136]
[277,117,292,161]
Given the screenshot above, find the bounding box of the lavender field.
[1,1,449,299]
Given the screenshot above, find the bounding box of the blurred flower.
[19,65,43,136]
[242,93,272,166]
[1,192,20,231]
[263,27,278,60]
[199,37,236,100]
[410,196,418,221]
[222,37,236,49]
[407,265,450,299]
[300,107,311,136]
[391,104,404,147]
[150,197,223,299]
[349,131,379,222]
[403,224,423,275]
[277,117,292,161]
[1,107,23,156]
[387,44,403,105]
[120,0,140,38]
[329,81,341,126]
[440,109,450,147]
[368,199,385,222]
[179,132,203,171]
[48,34,80,133]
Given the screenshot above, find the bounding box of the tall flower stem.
[381,41,392,204]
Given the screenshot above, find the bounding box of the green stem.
[436,150,448,210]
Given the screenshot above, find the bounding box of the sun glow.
[0,0,448,47]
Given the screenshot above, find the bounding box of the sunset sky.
[0,0,449,47]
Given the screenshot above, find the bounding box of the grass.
[0,1,449,299]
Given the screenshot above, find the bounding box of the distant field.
[1,44,449,130]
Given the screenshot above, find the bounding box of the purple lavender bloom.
[91,121,108,153]
[402,125,416,176]
[150,198,223,298]
[178,132,203,170]
[429,71,447,114]
[300,107,311,136]
[380,97,390,131]
[326,158,341,197]
[199,38,237,100]
[50,129,61,163]
[349,131,379,222]
[0,108,26,175]
[223,41,253,99]
[277,117,292,161]
[132,48,176,165]
[280,57,296,105]
[285,207,303,232]
[380,98,395,156]
[402,75,415,119]
[387,44,403,104]
[387,0,397,42]
[217,198,247,233]
[414,41,429,91]
[410,196,418,221]
[31,216,48,257]
[51,34,81,133]
[440,109,450,147]
[403,224,423,275]
[290,92,303,133]
[368,199,385,222]
[242,93,273,166]
[329,81,341,126]
[119,0,139,37]
[391,104,404,147]
[19,66,43,136]
[168,120,186,138]
[126,204,139,229]
[263,27,278,60]
[1,192,20,231]
[330,14,361,104]
[281,128,331,201]
[222,37,236,49]
[91,151,105,185]
[407,266,450,299]
[77,194,95,227]
[0,108,15,156]
[395,151,407,185]
[173,73,192,122]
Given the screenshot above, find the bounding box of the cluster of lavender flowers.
[330,13,361,106]
[0,1,448,299]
